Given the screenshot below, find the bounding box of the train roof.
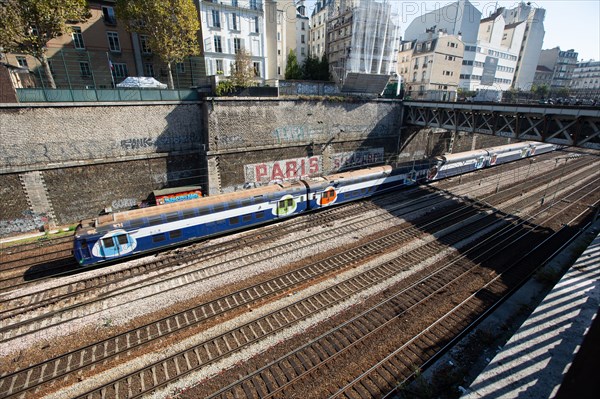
[440,148,489,162]
[79,180,306,230]
[323,165,392,181]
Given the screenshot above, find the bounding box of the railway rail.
[188,176,600,399]
[0,150,597,399]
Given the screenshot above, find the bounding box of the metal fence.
[17,88,201,102]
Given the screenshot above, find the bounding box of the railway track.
[190,176,600,399]
[3,168,596,398]
[0,190,461,335]
[0,151,597,399]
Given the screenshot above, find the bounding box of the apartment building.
[398,30,464,101]
[199,0,267,79]
[501,2,546,90]
[264,0,309,80]
[3,0,206,89]
[309,0,334,58]
[570,60,600,96]
[534,47,578,88]
[459,8,520,91]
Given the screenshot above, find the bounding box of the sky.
[303,0,600,61]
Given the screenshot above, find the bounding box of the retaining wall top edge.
[207,97,402,103]
[0,101,203,108]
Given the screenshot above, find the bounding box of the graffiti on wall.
[120,134,195,150]
[331,148,385,170]
[244,156,322,184]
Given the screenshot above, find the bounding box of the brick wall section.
[43,154,203,225]
[0,103,204,171]
[0,174,38,236]
[0,65,18,103]
[206,98,404,193]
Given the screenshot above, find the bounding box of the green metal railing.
[16,88,201,102]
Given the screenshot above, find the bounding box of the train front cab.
[74,237,92,265]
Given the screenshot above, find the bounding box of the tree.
[284,50,302,80]
[0,0,90,88]
[301,54,320,80]
[116,0,200,89]
[230,48,255,88]
[531,84,549,99]
[318,55,331,81]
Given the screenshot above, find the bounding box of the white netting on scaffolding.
[347,0,399,75]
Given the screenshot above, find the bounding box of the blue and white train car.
[427,149,489,181]
[304,166,395,208]
[74,181,309,266]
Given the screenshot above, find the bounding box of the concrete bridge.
[403,101,600,150]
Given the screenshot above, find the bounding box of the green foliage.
[531,84,549,98]
[0,0,90,88]
[230,48,254,88]
[116,0,200,89]
[215,80,236,96]
[299,54,330,81]
[284,49,302,80]
[457,88,476,98]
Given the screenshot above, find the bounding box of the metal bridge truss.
[404,102,600,150]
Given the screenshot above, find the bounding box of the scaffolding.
[347,0,399,75]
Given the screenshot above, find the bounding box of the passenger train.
[73,141,556,266]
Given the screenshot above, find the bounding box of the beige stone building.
[309,0,334,58]
[397,30,464,101]
[3,0,205,90]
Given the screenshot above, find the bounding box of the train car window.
[102,237,115,248]
[196,207,209,215]
[81,240,88,248]
[229,216,240,225]
[182,209,196,219]
[148,216,163,226]
[227,201,238,210]
[241,198,253,206]
[287,198,294,207]
[165,212,180,223]
[256,211,265,219]
[170,230,182,239]
[116,235,128,245]
[129,219,145,229]
[152,234,166,243]
[213,204,225,213]
[243,214,252,222]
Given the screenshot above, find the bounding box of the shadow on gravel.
[23,258,78,281]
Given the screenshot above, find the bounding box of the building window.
[234,38,242,54]
[140,35,151,54]
[278,66,281,75]
[277,32,281,41]
[79,61,91,77]
[253,16,259,33]
[230,13,238,30]
[232,0,238,6]
[250,0,258,10]
[107,32,121,52]
[212,10,221,28]
[301,22,305,30]
[176,62,185,74]
[301,47,305,56]
[214,36,223,53]
[144,63,154,77]
[71,27,85,49]
[16,56,28,68]
[253,62,260,77]
[301,34,305,44]
[102,6,116,24]
[215,59,223,74]
[112,63,128,79]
